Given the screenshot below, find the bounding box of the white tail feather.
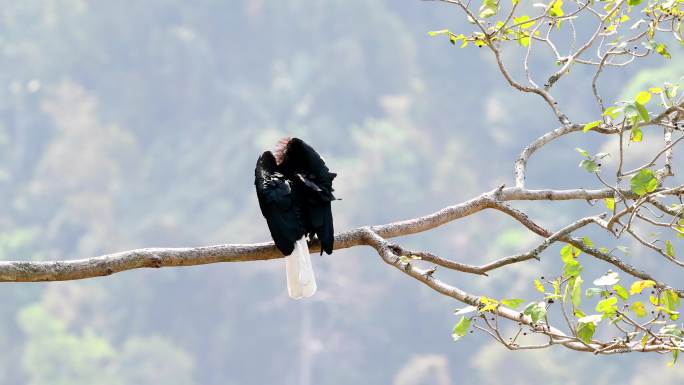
[285,237,317,299]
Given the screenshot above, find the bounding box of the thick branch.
[2,185,681,282]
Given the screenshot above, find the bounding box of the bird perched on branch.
[254,137,336,299]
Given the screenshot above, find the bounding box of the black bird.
[254,137,336,298]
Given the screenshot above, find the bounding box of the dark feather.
[254,151,305,255]
[278,138,336,254]
[255,138,337,255]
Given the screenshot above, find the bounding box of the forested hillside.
[0,1,681,384]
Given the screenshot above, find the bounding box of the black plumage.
[255,137,336,255]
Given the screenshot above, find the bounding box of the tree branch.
[2,185,681,282]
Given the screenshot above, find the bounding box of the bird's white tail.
[285,237,317,299]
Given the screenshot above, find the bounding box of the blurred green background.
[0,1,682,384]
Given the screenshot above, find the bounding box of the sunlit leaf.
[630,280,656,295]
[635,91,652,105]
[480,296,499,312]
[548,0,564,17]
[452,316,471,341]
[501,298,525,309]
[428,29,450,36]
[631,301,647,317]
[602,106,622,119]
[613,284,629,300]
[596,296,618,316]
[583,120,601,132]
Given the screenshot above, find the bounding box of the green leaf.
[523,302,547,324]
[583,120,601,132]
[635,91,652,105]
[663,290,680,319]
[643,40,671,59]
[629,301,648,318]
[596,297,618,316]
[635,102,649,122]
[480,296,499,312]
[593,271,620,286]
[582,236,594,248]
[478,0,498,18]
[564,260,583,278]
[655,42,672,59]
[656,306,680,320]
[631,301,647,317]
[665,82,680,99]
[628,0,642,6]
[561,245,583,277]
[501,298,525,309]
[668,350,679,367]
[534,279,545,293]
[576,321,596,343]
[575,147,590,157]
[571,276,583,307]
[452,316,471,341]
[613,284,629,300]
[649,87,663,94]
[579,159,600,173]
[428,29,450,36]
[630,169,658,196]
[602,106,622,119]
[630,127,643,142]
[604,198,615,210]
[513,15,535,29]
[560,244,581,261]
[519,35,530,47]
[548,0,564,17]
[585,288,604,298]
[666,240,675,257]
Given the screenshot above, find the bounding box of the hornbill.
[254,137,336,299]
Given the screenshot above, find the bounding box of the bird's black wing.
[254,151,305,255]
[279,138,336,255]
